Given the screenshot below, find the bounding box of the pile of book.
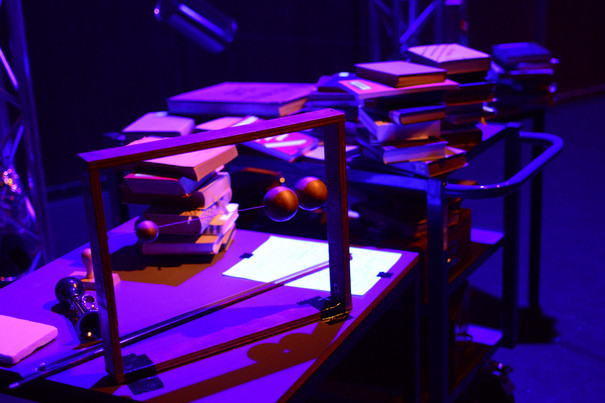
[303,71,360,123]
[120,136,240,256]
[118,82,324,165]
[336,59,468,177]
[487,42,558,111]
[406,43,496,149]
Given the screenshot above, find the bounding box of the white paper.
[222,236,402,296]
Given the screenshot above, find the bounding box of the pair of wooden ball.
[135,176,328,243]
[263,176,328,222]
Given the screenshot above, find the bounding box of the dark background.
[18,0,605,189]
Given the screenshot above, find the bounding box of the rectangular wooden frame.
[78,109,350,383]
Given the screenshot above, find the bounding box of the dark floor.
[462,92,605,402]
[36,92,605,401]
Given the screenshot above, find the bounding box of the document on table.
[222,236,402,296]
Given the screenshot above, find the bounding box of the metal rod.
[10,259,333,390]
[445,131,563,199]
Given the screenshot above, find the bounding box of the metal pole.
[5,0,54,262]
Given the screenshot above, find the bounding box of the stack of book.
[487,42,558,111]
[120,136,240,255]
[336,59,467,177]
[406,43,496,149]
[195,115,320,163]
[303,71,360,123]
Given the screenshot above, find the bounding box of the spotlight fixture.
[154,0,237,53]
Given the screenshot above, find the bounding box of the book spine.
[192,172,231,210]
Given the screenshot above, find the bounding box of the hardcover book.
[444,81,495,106]
[389,146,467,177]
[122,112,195,142]
[196,115,320,163]
[142,195,231,235]
[379,139,449,164]
[141,222,236,255]
[406,43,491,75]
[491,42,552,69]
[125,171,232,210]
[355,60,446,88]
[338,78,459,100]
[242,131,320,163]
[366,104,445,125]
[123,169,226,198]
[129,136,238,182]
[166,82,316,117]
[358,107,440,144]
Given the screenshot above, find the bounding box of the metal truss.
[0,0,53,282]
[367,0,467,62]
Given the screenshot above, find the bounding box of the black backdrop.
[19,0,605,188]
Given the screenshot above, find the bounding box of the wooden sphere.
[136,220,159,243]
[294,177,328,211]
[263,186,299,222]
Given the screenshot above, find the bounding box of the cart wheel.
[462,361,515,403]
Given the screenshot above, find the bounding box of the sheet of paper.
[222,236,402,296]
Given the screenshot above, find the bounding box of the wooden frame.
[78,108,350,383]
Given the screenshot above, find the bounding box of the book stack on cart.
[120,136,240,256]
[487,42,558,112]
[406,43,497,150]
[334,59,468,178]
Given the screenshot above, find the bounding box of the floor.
[436,92,605,402]
[477,93,605,402]
[20,92,605,401]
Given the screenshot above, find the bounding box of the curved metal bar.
[445,132,563,199]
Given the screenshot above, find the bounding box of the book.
[444,81,495,106]
[355,60,447,88]
[406,43,491,75]
[338,78,459,100]
[363,104,445,125]
[388,146,467,177]
[122,112,195,143]
[142,196,231,235]
[121,184,233,210]
[129,136,238,182]
[303,144,360,161]
[166,82,316,117]
[242,131,320,162]
[315,71,357,92]
[123,169,222,197]
[378,139,449,165]
[195,116,249,132]
[358,107,440,144]
[363,89,447,110]
[443,105,495,126]
[205,203,239,234]
[439,125,484,150]
[141,222,236,255]
[491,42,552,69]
[309,72,358,101]
[196,115,320,163]
[488,60,556,80]
[0,315,58,364]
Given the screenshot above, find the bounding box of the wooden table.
[0,221,419,402]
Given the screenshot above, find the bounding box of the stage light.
[154,0,237,53]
